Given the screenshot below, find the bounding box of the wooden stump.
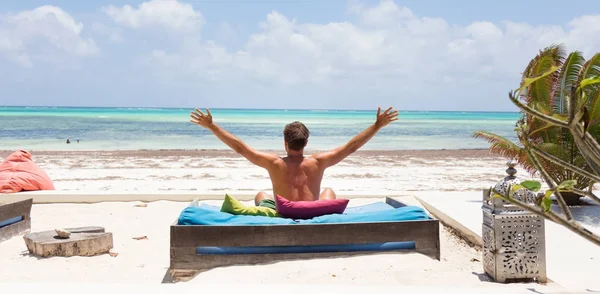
[23,226,113,257]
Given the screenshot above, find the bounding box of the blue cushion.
[196,242,415,255]
[344,202,396,214]
[304,205,429,224]
[178,205,296,225]
[178,202,430,226]
[197,203,221,212]
[0,216,23,229]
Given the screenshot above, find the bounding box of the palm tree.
[473,44,600,205]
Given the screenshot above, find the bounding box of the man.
[190,107,399,210]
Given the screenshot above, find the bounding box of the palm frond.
[580,52,600,81]
[518,45,565,128]
[527,102,555,140]
[521,44,565,81]
[582,53,600,123]
[520,44,565,103]
[471,130,528,163]
[529,121,556,137]
[588,85,600,125]
[553,51,585,113]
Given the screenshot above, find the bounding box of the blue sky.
[0,0,599,111]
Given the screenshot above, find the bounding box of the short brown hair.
[284,121,309,151]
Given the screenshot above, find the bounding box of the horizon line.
[0,105,521,113]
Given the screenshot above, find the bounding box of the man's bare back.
[190,107,399,205]
[266,155,327,201]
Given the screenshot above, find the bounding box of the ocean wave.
[115,107,164,111]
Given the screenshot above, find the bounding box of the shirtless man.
[190,107,399,210]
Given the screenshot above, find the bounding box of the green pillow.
[220,194,280,217]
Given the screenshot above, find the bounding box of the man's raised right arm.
[312,107,399,169]
[190,108,280,169]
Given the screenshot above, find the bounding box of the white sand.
[0,199,561,292]
[0,150,571,290]
[0,283,572,294]
[6,149,518,195]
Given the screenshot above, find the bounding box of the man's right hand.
[190,108,214,129]
[375,106,399,128]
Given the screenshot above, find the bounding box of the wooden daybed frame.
[169,197,440,279]
[0,198,33,243]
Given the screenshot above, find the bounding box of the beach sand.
[0,149,521,194]
[0,199,558,291]
[0,149,562,290]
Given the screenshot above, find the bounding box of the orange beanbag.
[0,150,55,193]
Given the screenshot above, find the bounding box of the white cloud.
[103,0,204,31]
[351,0,415,27]
[215,22,239,44]
[4,0,600,110]
[90,23,124,43]
[564,15,600,55]
[144,0,600,94]
[0,5,98,67]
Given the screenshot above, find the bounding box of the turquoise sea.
[0,107,520,151]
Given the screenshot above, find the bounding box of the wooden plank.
[171,220,437,247]
[415,219,440,260]
[386,196,440,259]
[170,247,418,270]
[170,219,440,260]
[0,198,33,243]
[416,196,482,247]
[385,197,407,208]
[0,219,31,243]
[0,198,33,221]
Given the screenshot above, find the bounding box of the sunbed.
[169,197,440,279]
[0,198,33,243]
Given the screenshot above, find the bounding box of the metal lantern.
[481,161,547,283]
